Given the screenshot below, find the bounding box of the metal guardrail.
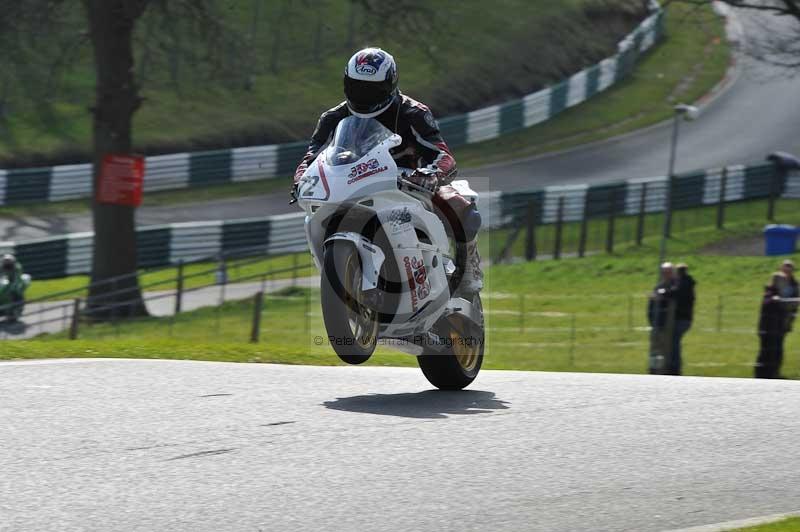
[1,161,797,280]
[0,2,665,206]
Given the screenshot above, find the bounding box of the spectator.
[648,262,677,375]
[754,277,789,379]
[671,263,696,376]
[778,260,798,334]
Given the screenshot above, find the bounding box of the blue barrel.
[764,224,798,255]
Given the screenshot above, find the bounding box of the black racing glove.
[408,168,439,194]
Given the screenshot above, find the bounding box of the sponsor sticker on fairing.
[387,207,413,235]
[347,158,388,184]
[403,256,431,312]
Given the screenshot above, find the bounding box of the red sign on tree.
[96,154,145,206]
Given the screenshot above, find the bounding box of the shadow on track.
[322,390,510,419]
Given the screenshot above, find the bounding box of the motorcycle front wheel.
[417,295,484,390]
[321,241,379,365]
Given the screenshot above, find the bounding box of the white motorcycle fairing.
[296,117,477,340]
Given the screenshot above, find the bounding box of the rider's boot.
[456,239,483,298]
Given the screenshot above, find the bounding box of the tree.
[82,0,244,318]
[83,0,150,318]
[670,0,800,69]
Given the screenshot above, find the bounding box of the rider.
[1,254,22,283]
[1,254,26,306]
[293,47,483,296]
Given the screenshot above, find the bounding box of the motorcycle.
[294,116,484,390]
[0,271,31,322]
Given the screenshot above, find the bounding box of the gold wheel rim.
[448,314,481,372]
[343,253,378,350]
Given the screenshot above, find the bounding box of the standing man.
[754,262,798,378]
[671,263,696,376]
[755,276,789,378]
[648,262,677,375]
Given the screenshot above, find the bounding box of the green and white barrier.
[3,159,796,280]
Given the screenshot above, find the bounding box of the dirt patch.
[699,233,765,256]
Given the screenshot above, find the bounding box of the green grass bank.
[1,0,648,166]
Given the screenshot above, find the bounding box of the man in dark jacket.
[648,262,677,374]
[670,263,696,376]
[755,281,788,378]
[293,47,483,297]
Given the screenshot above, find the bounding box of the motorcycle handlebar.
[397,177,436,195]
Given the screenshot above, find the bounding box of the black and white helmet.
[344,47,398,118]
[1,253,15,273]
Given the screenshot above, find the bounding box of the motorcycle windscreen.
[325,117,394,166]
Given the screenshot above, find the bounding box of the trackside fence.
[0,247,316,341]
[2,161,798,279]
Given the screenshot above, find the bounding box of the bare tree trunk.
[84,0,149,318]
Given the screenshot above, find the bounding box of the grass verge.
[732,517,800,531]
[9,206,800,379]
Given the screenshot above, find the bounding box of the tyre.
[321,240,378,365]
[447,241,468,296]
[417,295,484,390]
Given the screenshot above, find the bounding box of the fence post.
[554,196,565,260]
[578,201,589,258]
[716,294,723,332]
[250,291,264,343]
[606,188,617,254]
[175,260,184,315]
[525,201,537,261]
[717,168,728,229]
[636,182,647,246]
[495,225,522,264]
[69,298,81,340]
[768,169,778,222]
[518,293,525,334]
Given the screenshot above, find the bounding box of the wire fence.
[494,166,800,262]
[0,247,316,341]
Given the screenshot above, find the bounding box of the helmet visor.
[344,77,394,115]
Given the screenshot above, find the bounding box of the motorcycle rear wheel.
[417,295,484,390]
[321,241,379,365]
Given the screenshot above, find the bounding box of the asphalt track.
[2,7,799,242]
[1,359,799,532]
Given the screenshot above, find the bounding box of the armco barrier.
[0,1,665,206]
[2,163,798,280]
